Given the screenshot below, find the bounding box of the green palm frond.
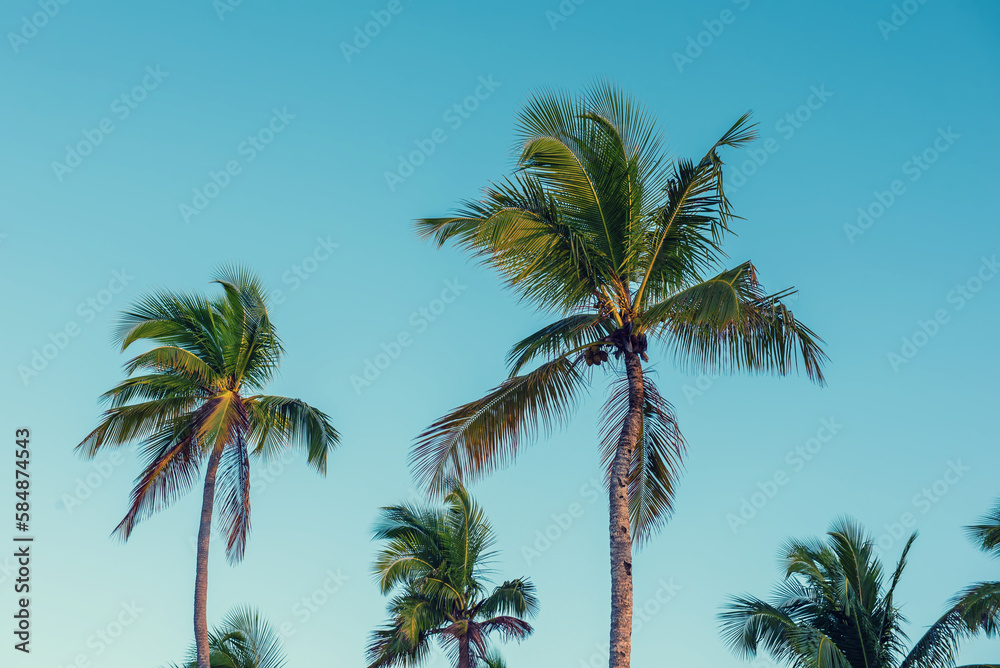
[244,395,340,474]
[168,605,286,668]
[967,500,1000,558]
[642,262,827,384]
[505,313,615,376]
[476,580,539,619]
[952,581,1000,636]
[411,356,589,494]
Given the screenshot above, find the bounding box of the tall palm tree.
[167,605,286,668]
[411,83,827,668]
[719,517,998,668]
[76,266,340,668]
[368,481,537,668]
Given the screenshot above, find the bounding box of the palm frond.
[599,373,685,545]
[411,356,589,494]
[641,262,827,384]
[967,500,1000,558]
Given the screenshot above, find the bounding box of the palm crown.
[413,83,827,542]
[168,606,286,668]
[720,518,997,668]
[368,482,538,668]
[77,265,340,562]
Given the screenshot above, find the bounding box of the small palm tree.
[77,266,340,668]
[719,517,997,668]
[368,481,537,668]
[167,605,285,668]
[413,82,827,668]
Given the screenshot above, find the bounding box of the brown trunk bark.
[458,634,471,668]
[195,446,224,668]
[609,351,644,668]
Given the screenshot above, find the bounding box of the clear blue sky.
[2,1,999,666]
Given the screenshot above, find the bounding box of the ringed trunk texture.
[609,351,644,668]
[195,446,224,668]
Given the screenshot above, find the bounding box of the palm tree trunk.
[195,446,224,668]
[458,634,471,668]
[609,351,644,668]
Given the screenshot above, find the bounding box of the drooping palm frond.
[505,312,616,376]
[967,501,1000,559]
[411,356,590,494]
[476,580,539,620]
[952,581,1000,637]
[244,395,340,474]
[641,262,827,384]
[599,373,685,545]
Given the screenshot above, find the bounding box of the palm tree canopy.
[720,517,996,668]
[412,83,827,543]
[367,481,538,668]
[167,606,285,668]
[76,265,340,562]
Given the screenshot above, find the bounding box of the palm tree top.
[368,481,538,668]
[411,83,827,539]
[720,517,995,668]
[76,264,340,562]
[166,605,286,668]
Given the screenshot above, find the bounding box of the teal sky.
[2,1,999,666]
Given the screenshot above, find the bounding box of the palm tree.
[411,83,827,668]
[953,500,1000,636]
[367,481,537,668]
[167,605,286,668]
[719,517,998,668]
[76,266,340,668]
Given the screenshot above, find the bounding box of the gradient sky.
[2,1,999,666]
